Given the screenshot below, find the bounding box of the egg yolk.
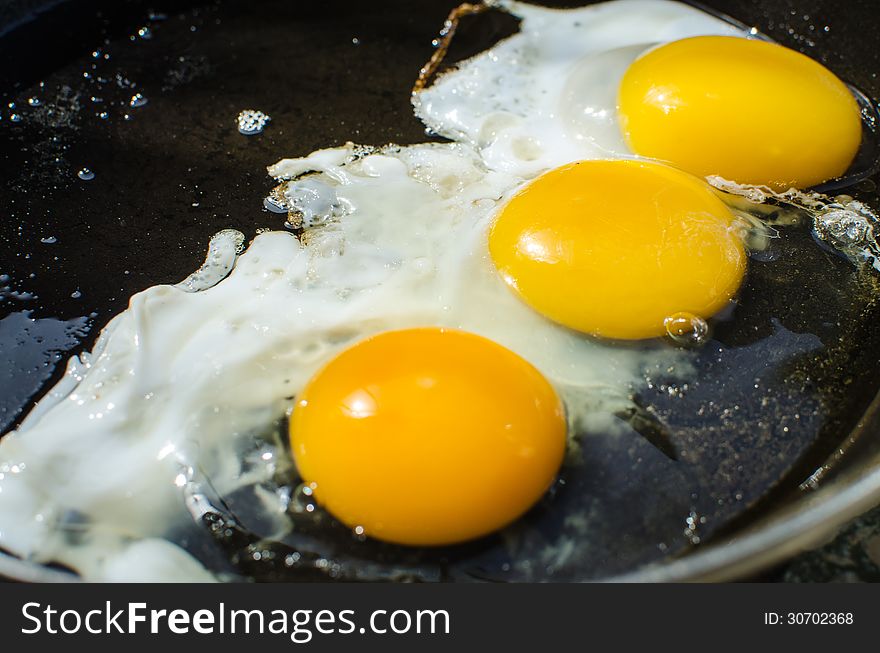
[488,159,746,340]
[618,36,862,191]
[289,327,566,546]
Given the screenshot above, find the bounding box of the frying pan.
[1,0,879,582]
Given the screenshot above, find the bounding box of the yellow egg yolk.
[488,159,746,340]
[289,327,566,546]
[617,36,862,191]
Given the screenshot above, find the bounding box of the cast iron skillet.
[1,0,879,582]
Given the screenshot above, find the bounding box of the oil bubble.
[748,248,779,263]
[815,208,872,245]
[664,312,709,347]
[77,168,95,181]
[263,195,288,214]
[236,109,271,135]
[129,93,148,108]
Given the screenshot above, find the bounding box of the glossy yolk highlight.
[488,159,746,340]
[618,36,862,191]
[289,328,566,547]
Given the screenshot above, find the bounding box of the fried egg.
[415,0,865,189]
[618,35,862,189]
[291,327,567,546]
[488,159,747,339]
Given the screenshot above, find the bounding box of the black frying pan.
[1,0,879,582]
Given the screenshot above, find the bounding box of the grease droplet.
[236,109,271,135]
[664,312,709,347]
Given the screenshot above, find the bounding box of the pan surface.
[1,0,879,582]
